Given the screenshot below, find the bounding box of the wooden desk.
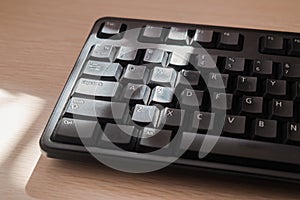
[1,0,300,199]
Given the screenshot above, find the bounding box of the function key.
[260,35,286,55]
[191,29,216,48]
[139,25,165,43]
[166,27,189,45]
[217,31,243,51]
[98,21,127,39]
[168,52,191,70]
[90,44,117,62]
[288,38,300,57]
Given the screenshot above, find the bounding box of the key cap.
[132,104,160,127]
[236,76,257,93]
[98,21,126,39]
[224,57,245,73]
[207,73,229,89]
[260,35,286,55]
[90,44,117,62]
[265,79,286,97]
[99,123,136,150]
[52,118,101,145]
[195,54,218,70]
[292,82,300,101]
[282,63,300,80]
[137,128,172,151]
[288,38,300,57]
[175,70,201,88]
[168,53,191,69]
[120,64,149,84]
[253,119,277,139]
[157,108,185,129]
[83,61,123,81]
[191,29,215,48]
[149,86,175,106]
[191,111,215,131]
[241,96,263,114]
[223,115,246,135]
[123,83,151,106]
[143,48,168,66]
[286,122,300,143]
[180,89,204,108]
[166,27,189,45]
[148,67,177,87]
[74,79,121,100]
[66,97,127,122]
[139,25,165,43]
[218,31,243,51]
[252,60,273,77]
[115,47,138,65]
[270,99,293,118]
[211,92,233,110]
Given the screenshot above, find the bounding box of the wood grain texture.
[0,0,300,199]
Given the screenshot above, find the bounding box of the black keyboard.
[40,17,300,181]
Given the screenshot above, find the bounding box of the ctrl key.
[52,118,101,146]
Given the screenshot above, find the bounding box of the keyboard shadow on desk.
[25,156,300,200]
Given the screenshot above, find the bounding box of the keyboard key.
[123,83,151,105]
[66,97,127,122]
[195,54,218,70]
[157,108,185,129]
[265,79,286,97]
[98,21,126,39]
[223,115,246,135]
[149,86,175,106]
[218,31,243,51]
[260,35,286,55]
[270,99,293,119]
[148,67,177,87]
[207,73,229,89]
[241,96,263,114]
[175,70,201,88]
[137,128,172,151]
[132,104,160,126]
[282,62,300,80]
[191,111,215,131]
[74,79,121,100]
[166,27,189,45]
[139,25,165,43]
[115,47,138,64]
[83,61,123,81]
[192,29,215,48]
[224,57,245,73]
[52,118,101,145]
[211,92,233,110]
[236,76,257,93]
[99,123,136,150]
[90,44,117,62]
[120,64,149,84]
[286,122,300,143]
[253,119,277,139]
[168,53,191,69]
[143,48,168,65]
[252,60,273,77]
[180,89,204,108]
[288,38,300,57]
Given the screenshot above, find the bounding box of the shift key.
[66,97,127,122]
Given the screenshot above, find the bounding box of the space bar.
[180,132,300,165]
